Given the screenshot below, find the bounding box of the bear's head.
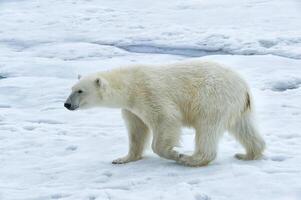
[64,74,109,111]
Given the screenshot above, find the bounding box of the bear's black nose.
[64,103,71,109]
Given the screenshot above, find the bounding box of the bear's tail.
[244,92,251,112]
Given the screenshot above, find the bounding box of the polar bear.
[64,60,265,167]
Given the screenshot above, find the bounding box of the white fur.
[67,60,266,167]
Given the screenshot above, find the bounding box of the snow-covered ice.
[0,0,301,200]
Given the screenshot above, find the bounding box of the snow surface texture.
[0,0,301,200]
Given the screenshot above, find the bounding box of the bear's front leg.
[177,122,223,167]
[151,120,182,162]
[112,109,150,164]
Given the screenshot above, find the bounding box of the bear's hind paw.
[234,153,263,160]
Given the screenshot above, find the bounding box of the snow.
[0,0,301,200]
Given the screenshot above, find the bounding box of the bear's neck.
[100,69,132,109]
[103,87,130,109]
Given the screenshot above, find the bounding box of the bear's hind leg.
[178,122,223,167]
[112,109,150,164]
[229,113,265,160]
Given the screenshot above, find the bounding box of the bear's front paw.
[177,154,211,167]
[112,156,142,164]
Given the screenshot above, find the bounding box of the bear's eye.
[78,90,83,94]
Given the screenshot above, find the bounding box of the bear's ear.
[95,77,108,89]
[77,74,82,80]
